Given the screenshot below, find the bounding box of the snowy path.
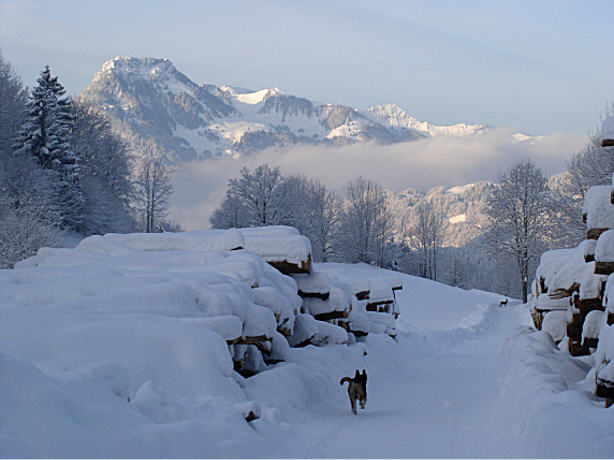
[267,305,530,458]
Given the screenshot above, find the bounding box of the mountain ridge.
[79,56,496,161]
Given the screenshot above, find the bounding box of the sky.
[1,0,613,135]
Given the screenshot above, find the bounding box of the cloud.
[168,129,587,230]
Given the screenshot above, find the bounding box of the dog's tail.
[339,376,351,385]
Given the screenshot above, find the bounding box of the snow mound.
[583,185,614,231]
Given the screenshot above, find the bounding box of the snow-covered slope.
[80,57,493,161]
[2,231,613,457]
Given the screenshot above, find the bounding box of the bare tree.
[229,164,286,226]
[134,154,173,233]
[484,160,552,303]
[339,177,393,266]
[411,200,445,280]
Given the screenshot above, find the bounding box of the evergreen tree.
[14,65,84,230]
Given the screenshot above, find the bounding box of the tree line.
[210,164,454,277]
[0,56,175,268]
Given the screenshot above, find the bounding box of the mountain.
[79,57,491,161]
[386,181,495,248]
[364,104,489,138]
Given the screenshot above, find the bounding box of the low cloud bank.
[169,128,586,230]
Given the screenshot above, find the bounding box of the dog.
[340,369,367,414]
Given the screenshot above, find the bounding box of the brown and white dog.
[340,369,367,414]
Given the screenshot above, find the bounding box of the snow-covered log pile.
[528,178,614,406]
[304,263,403,339]
[238,226,312,274]
[1,226,401,379]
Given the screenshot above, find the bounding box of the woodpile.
[288,264,403,341]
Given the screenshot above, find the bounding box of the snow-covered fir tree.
[14,65,84,231]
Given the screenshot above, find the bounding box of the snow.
[550,243,592,292]
[3,230,614,457]
[448,213,467,224]
[303,286,350,317]
[541,310,567,343]
[447,183,476,194]
[235,87,282,105]
[583,310,604,341]
[293,270,330,295]
[365,104,488,137]
[595,229,614,262]
[535,247,575,291]
[579,265,606,300]
[239,227,311,264]
[536,293,570,310]
[583,185,614,230]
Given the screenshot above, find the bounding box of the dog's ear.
[354,369,360,378]
[362,369,367,377]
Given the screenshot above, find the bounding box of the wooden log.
[355,290,370,301]
[608,312,614,326]
[611,189,614,205]
[336,320,369,338]
[313,310,350,322]
[268,254,312,275]
[566,313,584,339]
[582,337,599,349]
[530,308,543,330]
[568,337,590,356]
[573,296,604,316]
[595,378,614,408]
[595,261,614,275]
[539,277,547,295]
[588,228,609,240]
[229,335,272,353]
[601,139,614,147]
[585,253,595,263]
[297,290,330,300]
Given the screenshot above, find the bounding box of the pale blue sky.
[1,0,612,134]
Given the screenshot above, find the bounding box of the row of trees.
[211,165,395,265]
[0,56,175,267]
[210,164,458,278]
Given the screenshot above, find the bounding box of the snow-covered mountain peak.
[364,104,489,138]
[235,87,283,105]
[98,56,176,79]
[82,56,496,161]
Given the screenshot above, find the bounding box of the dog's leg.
[360,397,366,409]
[350,395,357,414]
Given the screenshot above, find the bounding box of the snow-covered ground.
[1,244,613,457]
